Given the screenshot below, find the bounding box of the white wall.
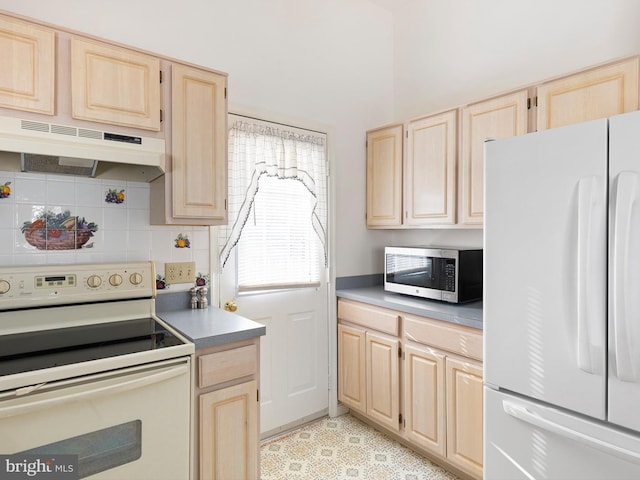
[382,0,640,262]
[393,0,640,118]
[0,0,396,277]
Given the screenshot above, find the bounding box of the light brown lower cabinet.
[337,324,401,433]
[195,339,260,480]
[445,356,483,478]
[337,324,366,413]
[365,330,400,432]
[403,344,446,457]
[337,298,483,480]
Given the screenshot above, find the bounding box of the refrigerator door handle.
[612,171,639,382]
[502,399,640,465]
[576,176,602,373]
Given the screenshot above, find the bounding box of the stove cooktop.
[0,317,186,377]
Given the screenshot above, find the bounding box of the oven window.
[386,254,456,292]
[21,420,142,479]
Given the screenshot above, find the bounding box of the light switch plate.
[165,261,195,284]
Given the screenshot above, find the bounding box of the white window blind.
[237,175,322,291]
[220,116,327,292]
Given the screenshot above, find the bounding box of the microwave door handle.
[0,363,188,419]
[576,176,604,374]
[612,172,639,382]
[502,400,640,465]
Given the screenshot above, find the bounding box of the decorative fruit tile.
[0,181,10,199]
[195,272,209,286]
[174,233,190,248]
[156,274,168,289]
[105,188,125,204]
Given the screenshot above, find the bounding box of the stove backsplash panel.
[0,171,210,287]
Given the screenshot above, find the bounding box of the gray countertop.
[336,286,483,330]
[158,307,266,349]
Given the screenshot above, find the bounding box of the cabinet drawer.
[338,299,399,336]
[404,314,483,361]
[199,344,257,388]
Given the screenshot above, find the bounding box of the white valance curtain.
[219,117,328,268]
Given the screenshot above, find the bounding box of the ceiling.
[366,0,414,13]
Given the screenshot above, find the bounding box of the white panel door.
[608,110,640,433]
[484,119,607,419]
[220,248,328,436]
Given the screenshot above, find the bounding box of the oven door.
[0,358,191,480]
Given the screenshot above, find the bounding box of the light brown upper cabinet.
[70,37,161,131]
[0,16,55,115]
[366,124,403,227]
[460,90,529,225]
[405,110,457,226]
[170,63,227,224]
[537,57,640,130]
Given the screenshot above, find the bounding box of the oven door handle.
[0,363,189,419]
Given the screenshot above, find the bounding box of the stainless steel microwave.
[384,247,483,303]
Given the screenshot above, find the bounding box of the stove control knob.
[109,274,123,287]
[0,279,10,295]
[87,275,102,288]
[129,272,143,285]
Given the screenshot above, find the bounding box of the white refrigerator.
[484,110,640,479]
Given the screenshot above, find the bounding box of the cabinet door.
[366,124,403,227]
[0,15,55,115]
[537,57,639,131]
[445,356,483,479]
[460,90,528,225]
[172,63,227,222]
[406,110,457,225]
[337,324,366,413]
[200,380,258,480]
[366,331,400,432]
[403,344,446,456]
[70,37,161,130]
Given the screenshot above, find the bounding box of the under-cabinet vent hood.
[0,116,165,182]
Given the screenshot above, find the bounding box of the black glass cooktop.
[0,318,185,377]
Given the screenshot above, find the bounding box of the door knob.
[224,300,238,312]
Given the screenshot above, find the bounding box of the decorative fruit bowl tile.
[21,210,98,250]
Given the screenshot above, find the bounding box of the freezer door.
[485,388,640,479]
[609,110,640,433]
[484,119,607,419]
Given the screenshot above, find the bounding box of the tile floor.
[260,414,461,480]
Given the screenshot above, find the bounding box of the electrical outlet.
[165,261,196,284]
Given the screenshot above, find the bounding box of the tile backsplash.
[0,171,210,288]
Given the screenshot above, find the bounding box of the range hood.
[0,116,165,182]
